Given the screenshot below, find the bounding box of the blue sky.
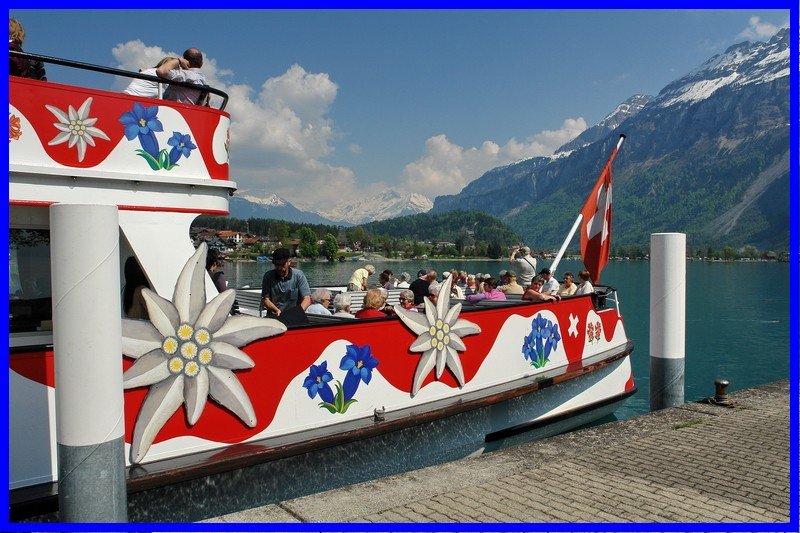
[9,9,791,209]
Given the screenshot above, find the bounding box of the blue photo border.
[3,2,798,532]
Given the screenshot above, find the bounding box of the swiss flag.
[580,135,624,284]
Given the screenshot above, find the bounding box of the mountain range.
[432,29,790,250]
[231,190,433,226]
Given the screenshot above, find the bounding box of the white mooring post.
[50,204,128,522]
[649,232,686,411]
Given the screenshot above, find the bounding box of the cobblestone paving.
[206,380,792,525]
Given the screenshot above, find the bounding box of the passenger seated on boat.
[575,269,594,296]
[465,274,477,296]
[355,289,388,319]
[123,56,179,99]
[417,282,440,309]
[306,289,333,316]
[261,247,311,318]
[442,272,464,299]
[398,289,417,312]
[379,270,394,290]
[410,269,436,305]
[522,276,561,303]
[558,271,578,296]
[539,268,560,295]
[123,256,151,319]
[9,18,47,80]
[156,48,208,105]
[498,271,524,295]
[466,277,507,303]
[332,293,355,318]
[395,272,411,288]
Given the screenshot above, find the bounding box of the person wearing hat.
[348,264,375,291]
[510,246,537,288]
[498,271,524,295]
[261,247,311,318]
[539,268,560,295]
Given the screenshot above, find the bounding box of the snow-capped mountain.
[654,28,788,108]
[315,190,433,225]
[229,193,339,225]
[432,29,790,249]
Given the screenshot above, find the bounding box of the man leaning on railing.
[156,47,209,106]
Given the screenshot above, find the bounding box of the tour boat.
[8,53,635,521]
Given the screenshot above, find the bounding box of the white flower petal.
[445,346,465,387]
[47,131,72,146]
[83,133,96,147]
[213,315,286,346]
[394,305,431,335]
[195,289,236,332]
[436,275,453,318]
[184,367,209,425]
[207,366,256,427]
[82,117,98,127]
[67,105,78,122]
[448,334,467,352]
[45,104,68,123]
[85,126,110,141]
[141,288,179,338]
[423,297,437,325]
[444,302,462,326]
[208,341,255,369]
[173,244,208,324]
[434,347,447,379]
[75,136,86,162]
[451,318,481,337]
[409,332,433,353]
[53,123,71,132]
[67,134,78,148]
[123,350,169,389]
[130,375,184,464]
[121,319,163,358]
[412,350,436,397]
[76,97,92,119]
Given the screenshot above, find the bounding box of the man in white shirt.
[156,48,208,105]
[539,268,560,295]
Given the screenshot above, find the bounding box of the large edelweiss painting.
[121,244,285,463]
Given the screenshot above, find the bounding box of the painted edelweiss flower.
[45,97,110,162]
[121,243,286,463]
[394,275,481,396]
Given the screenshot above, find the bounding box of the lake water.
[222,258,790,421]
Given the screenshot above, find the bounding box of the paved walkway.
[205,380,792,524]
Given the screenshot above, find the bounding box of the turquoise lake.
[222,258,791,421]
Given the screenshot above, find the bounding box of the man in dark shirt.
[261,248,311,318]
[410,269,437,305]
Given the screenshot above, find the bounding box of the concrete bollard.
[649,232,686,411]
[50,204,128,522]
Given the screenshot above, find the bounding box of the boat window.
[9,229,52,333]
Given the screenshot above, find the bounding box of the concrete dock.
[205,380,792,524]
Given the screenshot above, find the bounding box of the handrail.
[10,50,229,111]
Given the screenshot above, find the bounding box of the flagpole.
[549,214,582,275]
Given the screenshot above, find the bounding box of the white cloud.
[399,117,587,196]
[349,143,363,154]
[111,41,352,207]
[737,16,789,41]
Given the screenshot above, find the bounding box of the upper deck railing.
[10,50,229,110]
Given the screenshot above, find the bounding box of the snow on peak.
[318,189,433,225]
[240,193,287,207]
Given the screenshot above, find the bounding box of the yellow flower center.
[198,348,213,365]
[168,357,184,373]
[181,341,198,359]
[194,328,211,345]
[429,325,436,336]
[177,324,194,341]
[184,361,200,377]
[162,337,179,355]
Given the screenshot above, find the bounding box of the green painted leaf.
[340,398,358,414]
[135,149,162,170]
[318,402,337,414]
